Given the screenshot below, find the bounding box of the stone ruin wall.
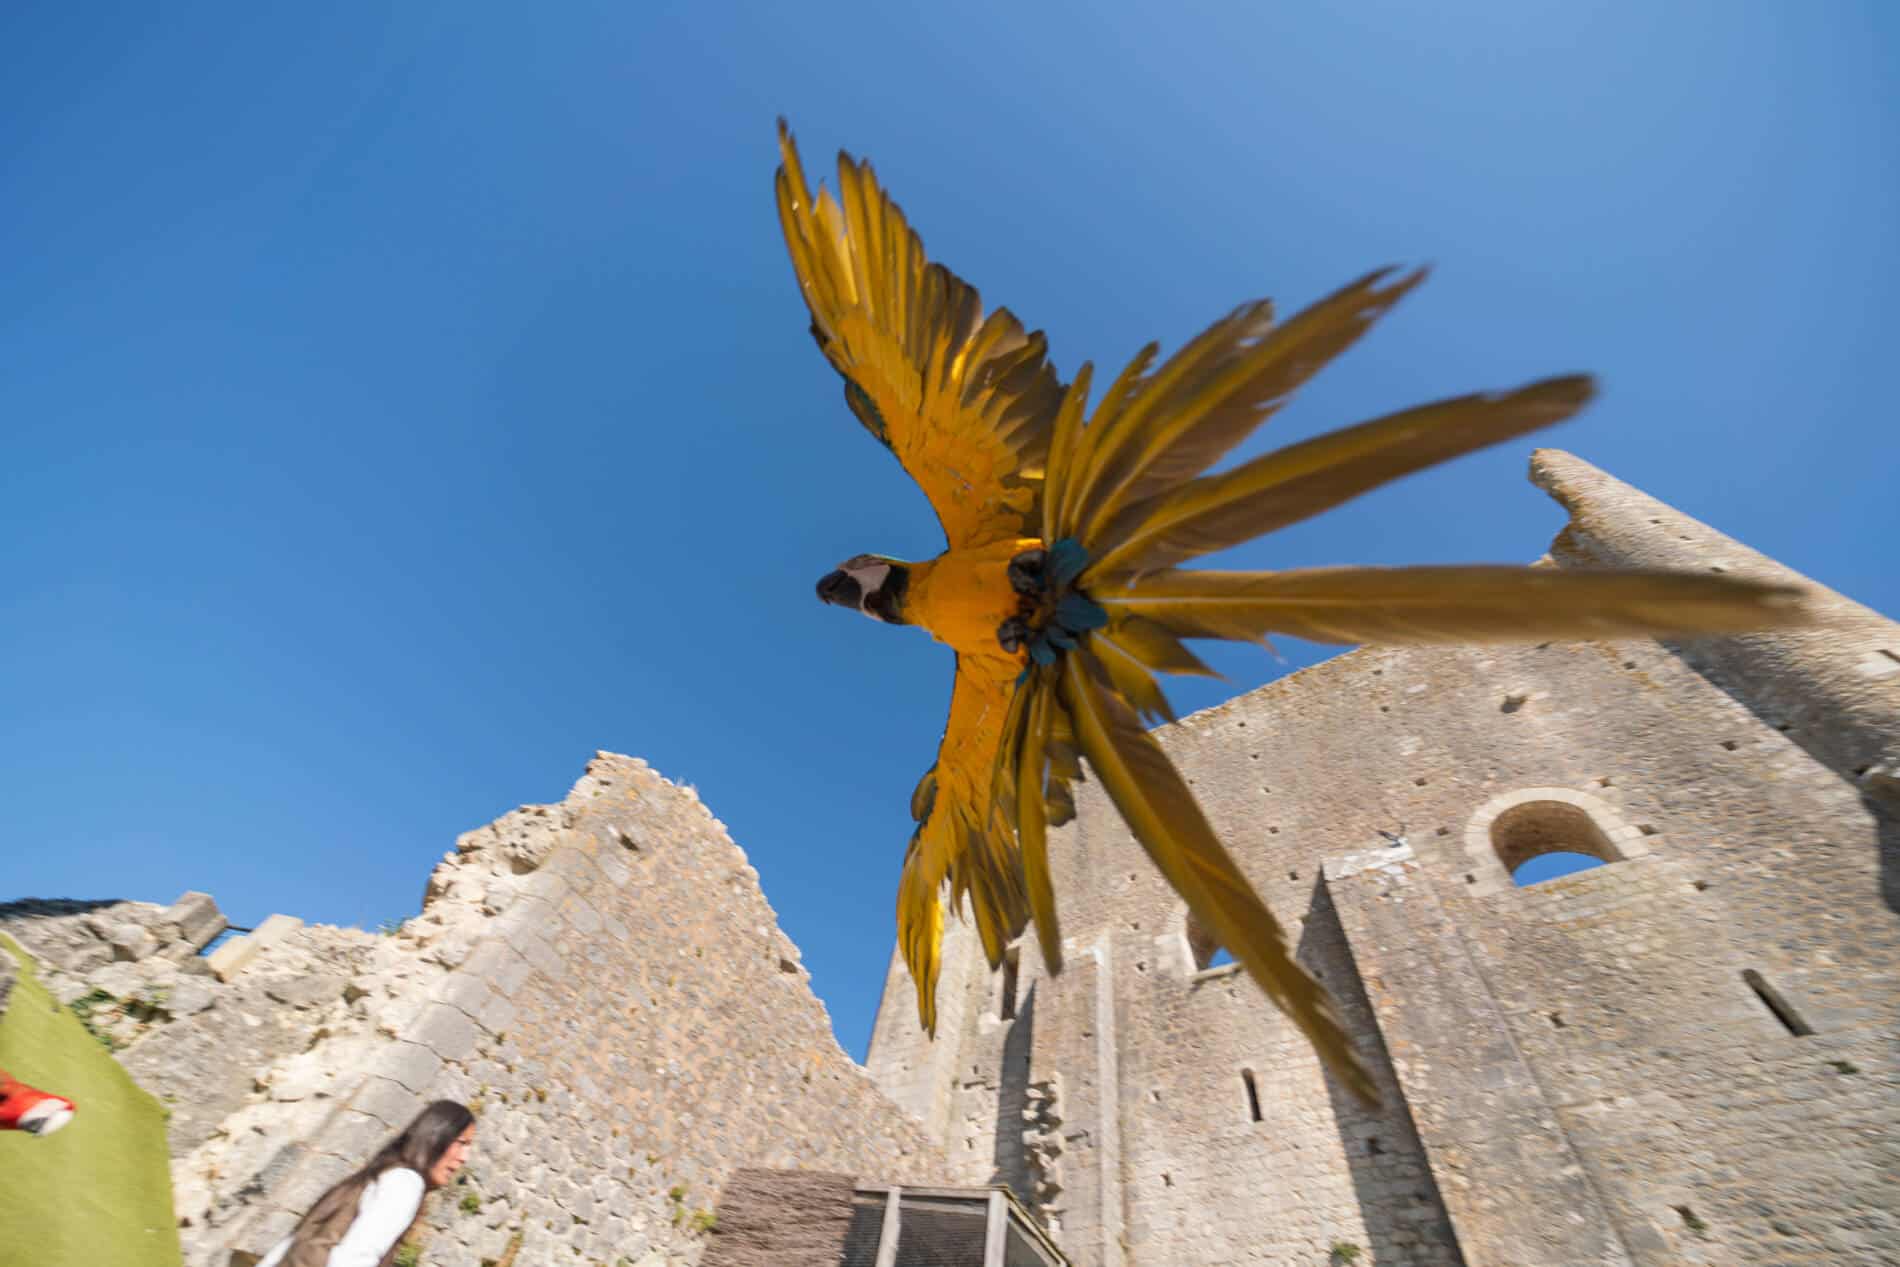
[867,449,1900,1267]
[7,444,1895,1267]
[2,753,948,1267]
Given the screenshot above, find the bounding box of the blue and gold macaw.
[776,122,1809,1104]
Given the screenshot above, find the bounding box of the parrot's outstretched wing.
[778,125,1818,1107]
[896,653,1031,1034]
[775,121,1066,550]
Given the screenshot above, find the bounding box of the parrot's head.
[816,554,910,624]
[0,1071,76,1137]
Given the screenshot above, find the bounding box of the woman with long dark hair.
[256,1099,475,1267]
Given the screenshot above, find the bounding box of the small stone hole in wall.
[1366,1136,1383,1156]
[1413,777,1428,787]
[1549,1012,1566,1028]
[1379,705,1390,713]
[1622,660,1637,670]
[1638,824,1659,836]
[1853,764,1872,778]
[1151,1089,1161,1102]
[1693,880,1709,892]
[1162,1172,1173,1188]
[1674,1206,1709,1236]
[1709,565,1726,574]
[1268,826,1280,835]
[1236,721,1246,728]
[1720,740,1739,751]
[1776,721,1792,732]
[1136,961,1147,973]
[1743,969,1814,1036]
[1242,1069,1263,1123]
[1464,873,1476,884]
[1288,870,1299,881]
[1435,826,1449,837]
[1500,693,1527,714]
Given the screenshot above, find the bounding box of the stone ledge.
[206,913,304,982]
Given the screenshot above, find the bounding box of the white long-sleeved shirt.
[256,1167,425,1267]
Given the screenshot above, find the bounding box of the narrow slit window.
[999,946,1020,1021]
[1743,969,1813,1036]
[1242,1069,1263,1123]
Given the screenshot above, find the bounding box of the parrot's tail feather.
[1084,376,1595,581]
[1061,268,1428,552]
[1098,565,1812,648]
[1057,650,1382,1108]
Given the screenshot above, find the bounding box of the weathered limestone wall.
[868,450,1900,1267]
[212,753,948,1267]
[1532,447,1900,816]
[1010,729,1462,1267]
[0,894,369,1168]
[6,753,949,1267]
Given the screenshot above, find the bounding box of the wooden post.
[873,1186,902,1267]
[984,1189,1007,1267]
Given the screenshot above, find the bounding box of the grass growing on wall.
[0,934,182,1267]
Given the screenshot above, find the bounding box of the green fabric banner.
[0,934,183,1267]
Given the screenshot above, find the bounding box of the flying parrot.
[0,1067,76,1136]
[775,121,1811,1105]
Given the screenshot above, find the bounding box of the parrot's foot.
[997,539,1108,665]
[1007,549,1047,596]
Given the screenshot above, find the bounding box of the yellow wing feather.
[897,654,1029,1033]
[782,126,1816,1107]
[776,121,1066,550]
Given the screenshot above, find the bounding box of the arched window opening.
[1241,1069,1263,1123]
[1490,800,1619,887]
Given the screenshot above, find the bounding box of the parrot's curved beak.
[816,570,862,609]
[17,1097,75,1136]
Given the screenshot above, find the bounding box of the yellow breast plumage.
[903,537,1042,661]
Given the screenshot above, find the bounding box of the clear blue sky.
[3,3,1893,1062]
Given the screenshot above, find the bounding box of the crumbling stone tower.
[863,450,1900,1266]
